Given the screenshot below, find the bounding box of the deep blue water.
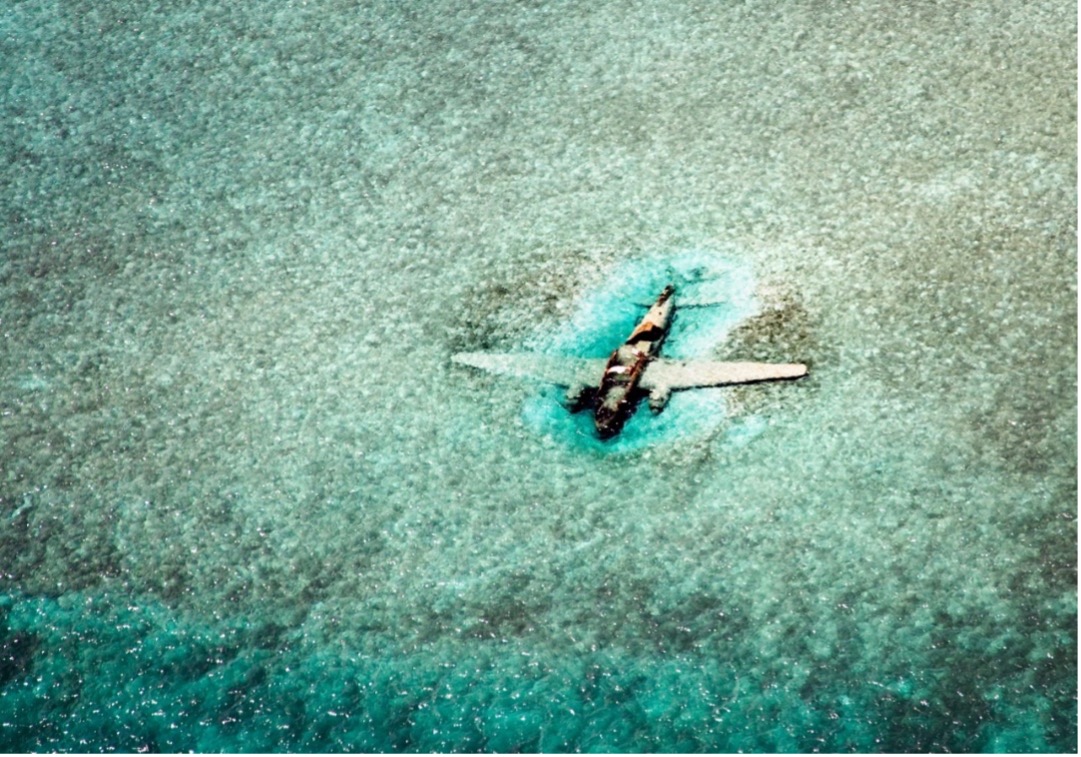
[1,0,1075,752]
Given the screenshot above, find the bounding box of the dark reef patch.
[718,281,826,418]
[444,247,607,355]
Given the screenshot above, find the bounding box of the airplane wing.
[452,352,606,387]
[641,359,808,390]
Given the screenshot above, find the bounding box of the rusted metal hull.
[590,285,675,438]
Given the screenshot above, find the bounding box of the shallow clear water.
[1,0,1075,752]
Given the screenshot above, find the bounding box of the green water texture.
[1,0,1076,752]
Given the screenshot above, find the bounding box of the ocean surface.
[1,0,1076,752]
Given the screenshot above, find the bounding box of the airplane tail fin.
[631,282,726,308]
[633,297,726,308]
[675,298,726,308]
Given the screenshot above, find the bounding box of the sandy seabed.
[1,0,1075,751]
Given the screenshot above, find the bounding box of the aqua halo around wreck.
[454,282,807,440]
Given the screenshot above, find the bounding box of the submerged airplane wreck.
[453,285,808,439]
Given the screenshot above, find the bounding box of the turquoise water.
[1,0,1075,752]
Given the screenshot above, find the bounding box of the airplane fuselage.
[588,285,675,438]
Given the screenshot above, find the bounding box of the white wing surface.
[452,352,606,387]
[641,359,808,390]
